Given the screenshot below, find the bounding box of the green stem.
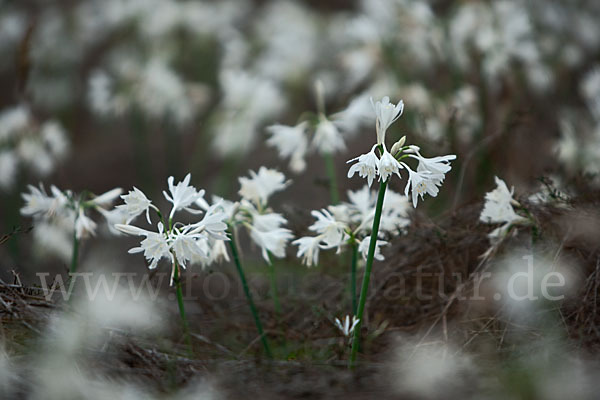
[267,252,281,315]
[172,259,192,350]
[228,229,272,358]
[70,227,79,274]
[350,241,358,316]
[324,152,339,205]
[349,179,388,368]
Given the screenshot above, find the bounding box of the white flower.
[480,177,527,227]
[371,96,404,145]
[187,203,228,240]
[380,190,411,233]
[117,187,154,224]
[238,167,289,205]
[313,115,345,154]
[75,208,97,239]
[411,152,456,183]
[0,151,18,190]
[347,144,379,187]
[249,226,294,263]
[292,236,322,267]
[334,315,360,337]
[171,228,208,269]
[402,165,443,208]
[309,209,347,248]
[377,147,403,182]
[251,211,288,232]
[163,173,204,219]
[358,236,388,261]
[20,184,68,218]
[266,122,308,173]
[89,187,123,208]
[206,239,230,265]
[116,223,172,270]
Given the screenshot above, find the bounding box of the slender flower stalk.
[349,239,359,315]
[324,152,340,204]
[70,225,80,274]
[172,257,192,350]
[228,227,272,358]
[349,175,388,368]
[267,252,282,315]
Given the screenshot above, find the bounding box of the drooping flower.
[347,144,379,187]
[358,236,388,261]
[292,236,323,267]
[377,147,403,182]
[402,165,444,208]
[313,115,345,154]
[249,226,294,263]
[266,122,309,173]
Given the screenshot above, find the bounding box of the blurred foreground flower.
[21,184,122,271]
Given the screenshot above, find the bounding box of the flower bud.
[404,144,420,154]
[390,136,406,155]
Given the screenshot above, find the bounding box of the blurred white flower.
[249,225,294,263]
[238,167,289,205]
[334,315,360,337]
[358,235,388,261]
[313,115,345,154]
[309,209,347,248]
[266,122,309,173]
[292,236,323,267]
[480,176,529,240]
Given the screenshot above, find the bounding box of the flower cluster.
[201,167,294,264]
[20,184,122,261]
[114,174,228,284]
[293,185,410,267]
[479,176,530,241]
[347,96,456,207]
[266,89,373,173]
[0,105,69,191]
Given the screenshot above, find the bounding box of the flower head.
[266,122,309,173]
[313,115,345,154]
[117,187,153,224]
[347,144,379,187]
[402,165,444,208]
[163,173,205,219]
[377,147,403,182]
[238,167,289,205]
